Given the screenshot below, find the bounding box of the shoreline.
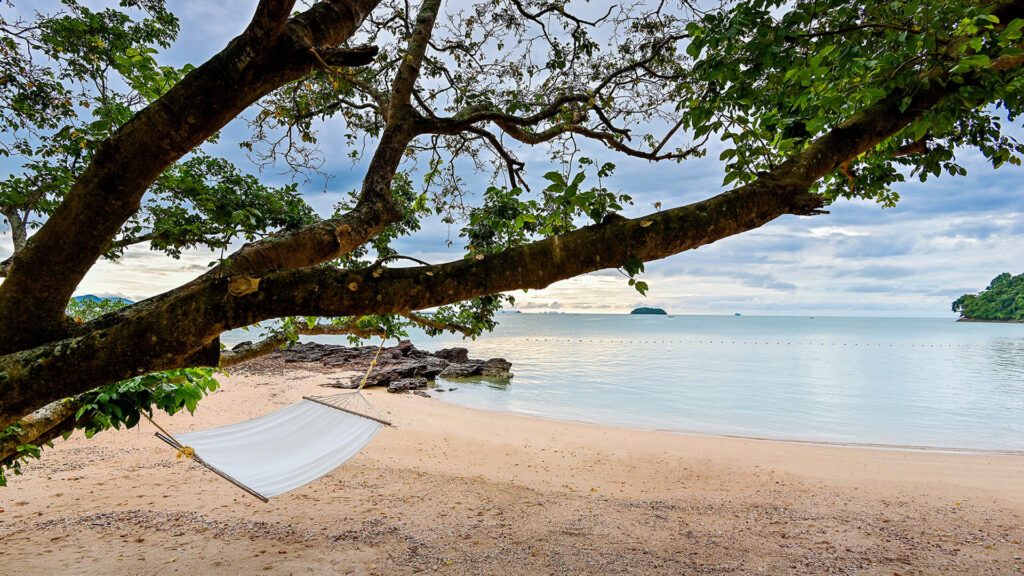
[434,393,1024,456]
[956,316,1024,323]
[2,367,1023,574]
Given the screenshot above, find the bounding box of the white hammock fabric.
[163,392,385,501]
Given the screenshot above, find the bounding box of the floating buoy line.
[496,338,1015,349]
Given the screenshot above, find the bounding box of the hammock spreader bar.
[302,395,393,427]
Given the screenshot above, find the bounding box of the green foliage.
[622,256,649,297]
[952,272,1024,321]
[1,365,220,486]
[2,297,219,485]
[0,1,309,260]
[66,295,129,322]
[459,159,643,297]
[74,368,219,438]
[461,159,630,255]
[0,423,43,486]
[127,154,317,259]
[681,1,1024,205]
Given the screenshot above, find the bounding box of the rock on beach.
[240,340,513,393]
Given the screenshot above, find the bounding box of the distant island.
[630,307,667,315]
[73,294,134,304]
[952,272,1024,322]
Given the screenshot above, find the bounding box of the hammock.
[150,343,391,502]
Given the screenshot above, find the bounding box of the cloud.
[848,265,915,279]
[833,235,917,259]
[516,300,564,310]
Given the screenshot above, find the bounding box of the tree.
[2,0,1024,480]
[953,272,1024,320]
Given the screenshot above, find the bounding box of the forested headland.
[952,273,1024,322]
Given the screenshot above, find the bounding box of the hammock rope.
[146,337,392,502]
[357,339,387,390]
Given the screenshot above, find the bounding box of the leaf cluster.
[0,1,310,263]
[461,158,629,255]
[125,154,318,259]
[682,0,1024,205]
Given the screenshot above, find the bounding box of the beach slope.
[2,369,1022,575]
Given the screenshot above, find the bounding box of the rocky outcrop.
[261,340,512,393]
[433,347,469,363]
[387,377,429,393]
[439,357,513,379]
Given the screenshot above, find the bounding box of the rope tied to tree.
[142,411,196,461]
[357,339,387,391]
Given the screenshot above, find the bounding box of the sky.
[2,1,1022,318]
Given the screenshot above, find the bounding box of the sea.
[231,314,1024,452]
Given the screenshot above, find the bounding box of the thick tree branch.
[1,208,26,252]
[4,4,1024,431]
[0,0,383,351]
[317,44,380,67]
[0,398,80,466]
[249,0,299,40]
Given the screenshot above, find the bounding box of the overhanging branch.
[0,0,383,352]
[3,9,1024,432]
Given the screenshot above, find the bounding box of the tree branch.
[0,0,383,352]
[315,44,381,68]
[402,312,472,336]
[4,4,1024,431]
[387,0,443,116]
[249,0,299,41]
[0,398,80,466]
[466,126,527,189]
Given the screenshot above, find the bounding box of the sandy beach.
[2,367,1023,575]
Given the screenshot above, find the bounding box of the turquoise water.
[297,315,1024,452]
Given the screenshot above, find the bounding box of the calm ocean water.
[246,315,1024,452]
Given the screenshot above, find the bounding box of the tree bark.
[0,398,80,467]
[0,0,383,352]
